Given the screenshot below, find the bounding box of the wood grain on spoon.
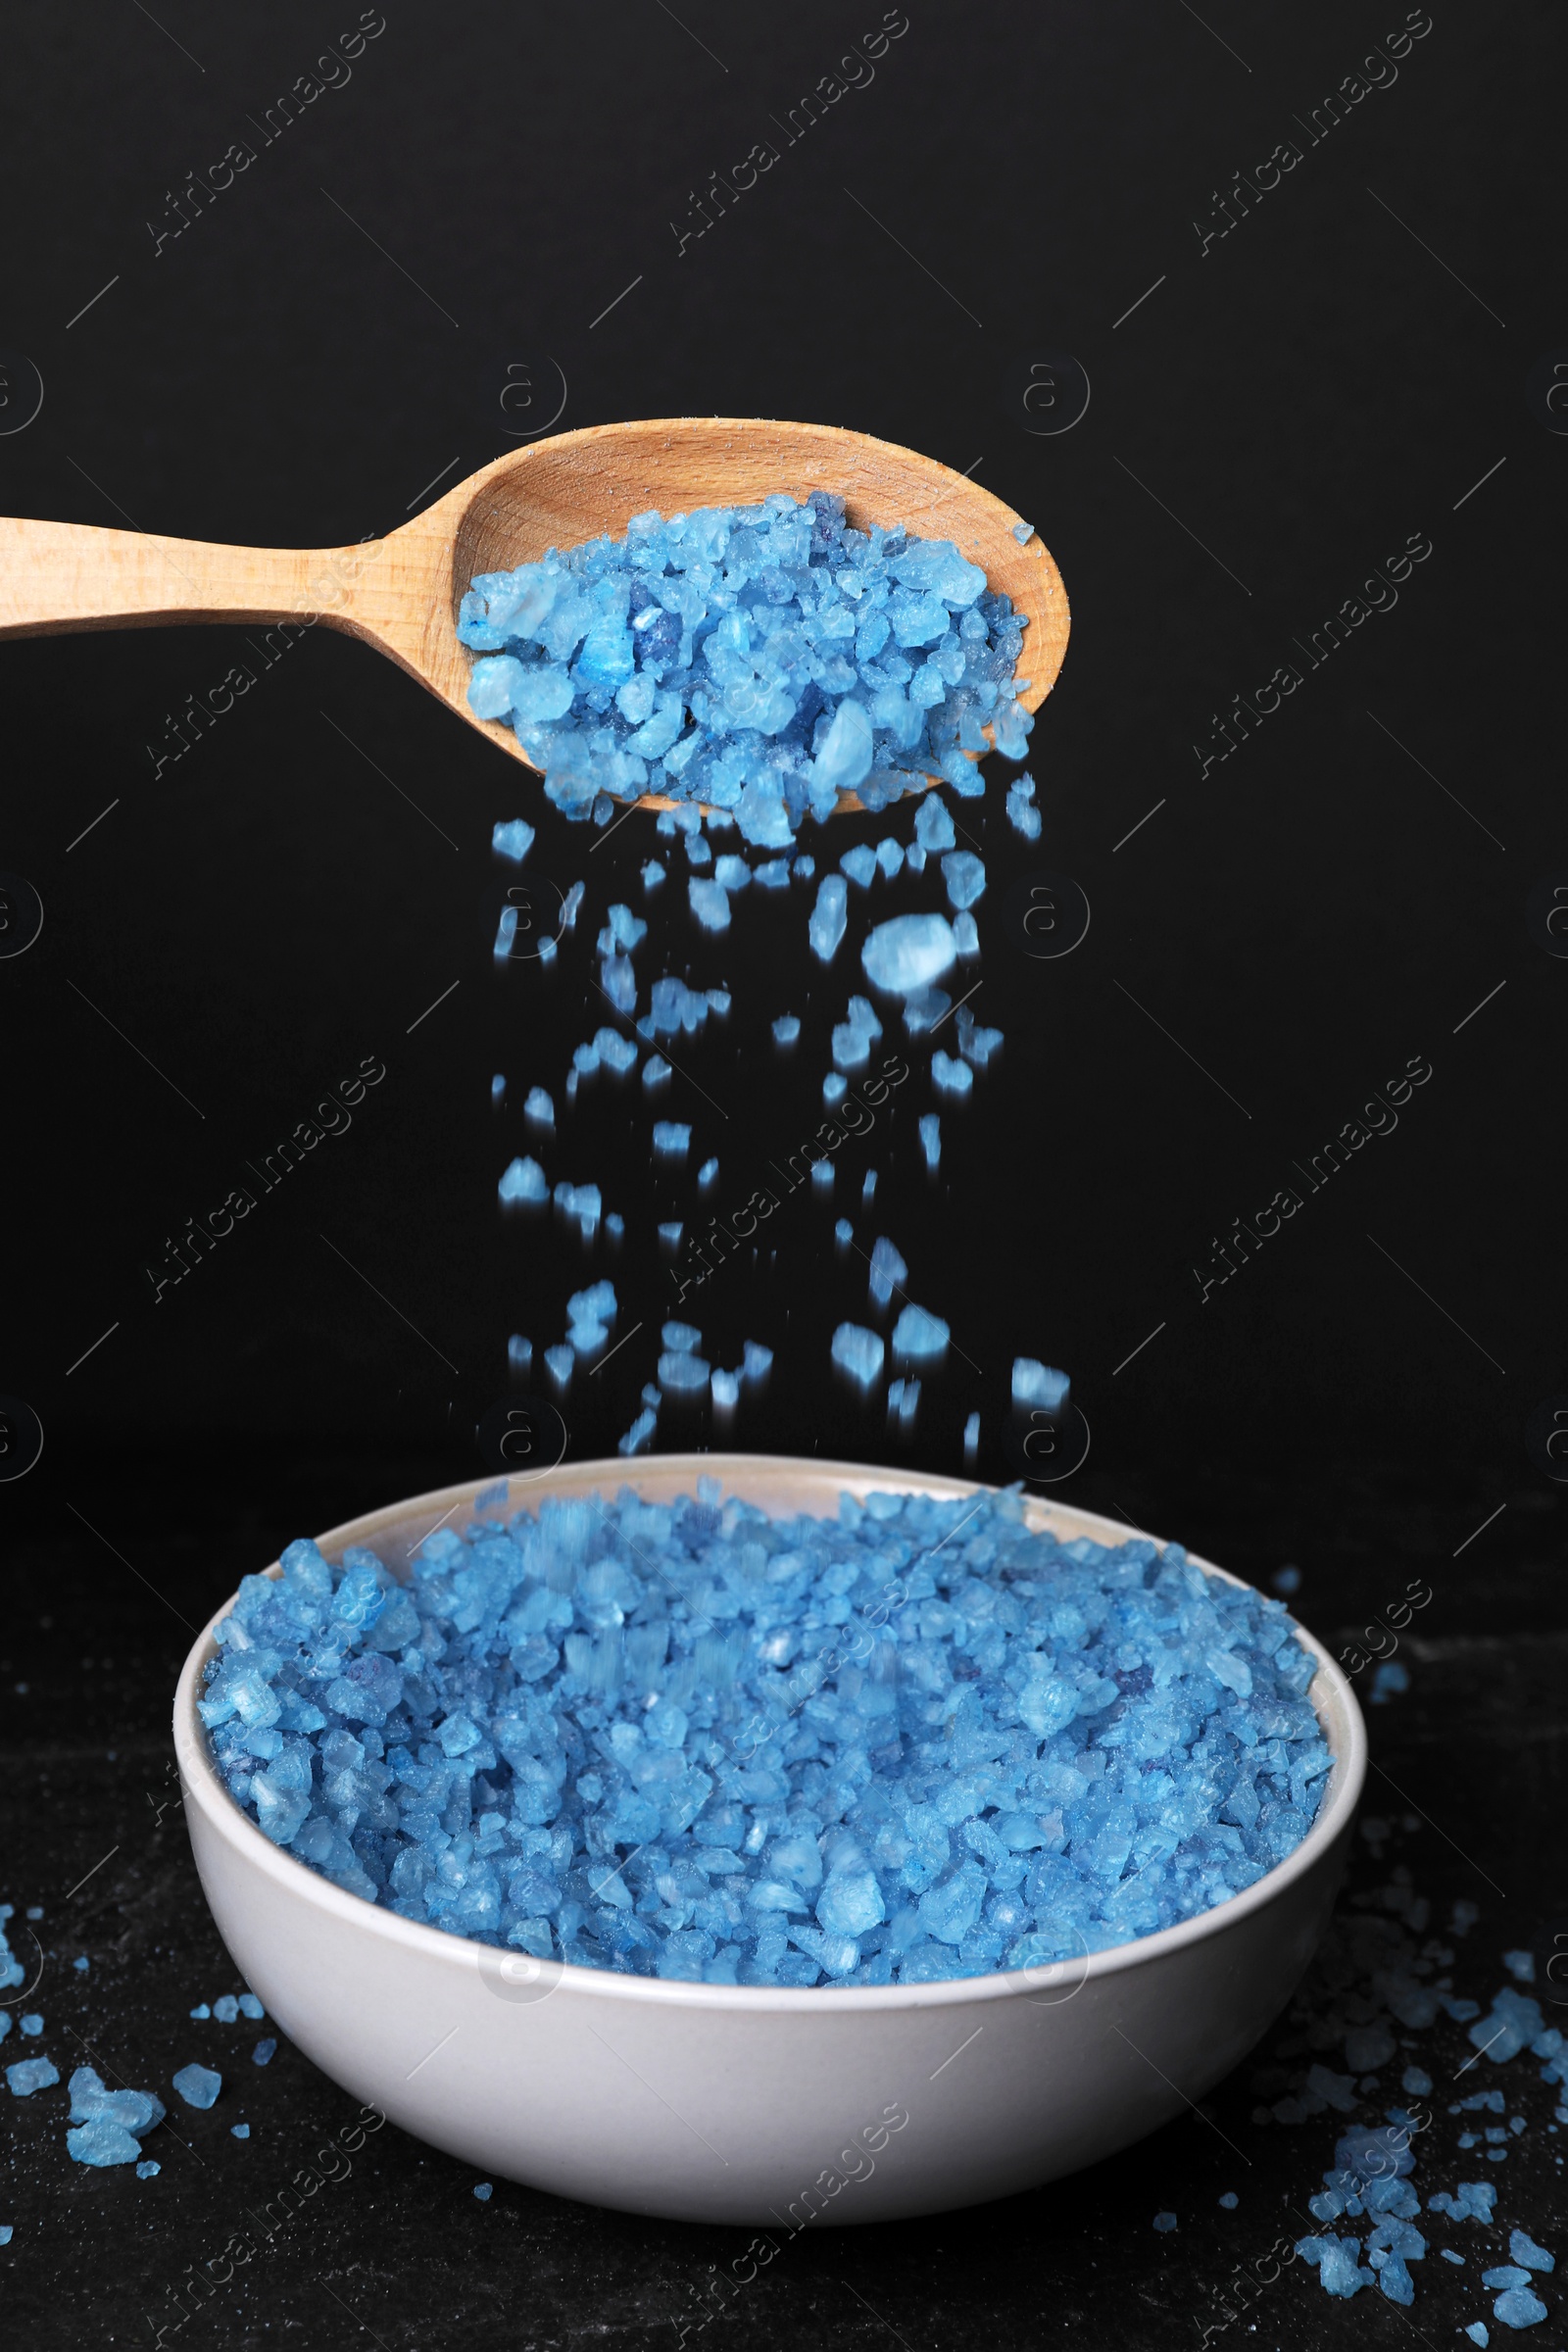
[0,417,1069,811]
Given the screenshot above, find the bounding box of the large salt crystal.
[931,1051,972,1099]
[1013,1359,1069,1411]
[868,1236,907,1307]
[831,1323,885,1388]
[941,852,986,910]
[892,1303,950,1361]
[492,818,535,863]
[862,913,956,996]
[808,875,849,962]
[688,878,730,933]
[498,1156,547,1206]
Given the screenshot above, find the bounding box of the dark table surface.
[3,0,1566,2341]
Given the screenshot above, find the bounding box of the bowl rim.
[174,1453,1365,2015]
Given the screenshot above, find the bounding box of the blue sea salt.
[743,1341,773,1381]
[6,2058,58,2096]
[942,852,986,910]
[1509,2232,1554,2272]
[831,1323,885,1389]
[931,1051,972,1099]
[919,1114,941,1169]
[915,795,956,852]
[1494,2287,1548,2328]
[231,2123,250,2139]
[953,910,979,957]
[659,1351,710,1394]
[544,1343,572,1389]
[643,1055,672,1091]
[863,913,956,996]
[653,1122,691,1160]
[663,1321,700,1351]
[619,1409,657,1457]
[963,1410,979,1462]
[892,1304,950,1362]
[809,875,849,961]
[492,818,535,863]
[841,844,877,889]
[685,833,711,868]
[1013,1359,1069,1411]
[835,1218,854,1248]
[869,1236,907,1307]
[1152,2212,1178,2232]
[204,1488,1331,1990]
[524,1087,554,1131]
[172,2063,221,2110]
[460,500,1029,826]
[956,1007,1004,1068]
[596,1028,638,1076]
[19,2014,41,2036]
[772,1015,801,1048]
[658,1219,682,1248]
[823,1073,848,1104]
[1005,773,1041,839]
[689,878,730,932]
[499,1156,548,1207]
[711,1369,740,1409]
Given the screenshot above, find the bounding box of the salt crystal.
[492,818,535,863]
[840,845,877,889]
[662,1321,700,1352]
[642,859,665,891]
[743,1341,772,1381]
[643,1054,671,1090]
[771,1015,801,1048]
[919,1114,941,1168]
[711,1370,740,1408]
[544,1343,572,1389]
[862,913,956,996]
[931,1051,972,1099]
[808,875,849,962]
[892,1304,950,1361]
[831,1323,884,1389]
[652,1122,691,1160]
[660,1351,710,1393]
[941,852,986,910]
[172,2062,221,2110]
[688,879,730,933]
[1013,1359,1068,1410]
[875,838,904,878]
[963,1411,979,1462]
[498,1156,547,1206]
[6,2058,58,2096]
[868,1236,906,1307]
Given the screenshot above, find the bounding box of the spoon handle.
[0,516,377,640]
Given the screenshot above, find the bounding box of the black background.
[2,2,1565,2345]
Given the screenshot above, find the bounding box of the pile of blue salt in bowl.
[201,1483,1332,1986]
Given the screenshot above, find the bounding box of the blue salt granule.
[595,1028,639,1077]
[863,913,956,997]
[231,2123,250,2138]
[1013,1359,1069,1411]
[711,1370,740,1409]
[189,2003,211,2020]
[1471,1989,1545,2064]
[918,1113,941,1168]
[835,1218,853,1247]
[963,1411,979,1462]
[713,855,750,893]
[1296,2235,1376,2297]
[644,1055,672,1091]
[493,906,517,958]
[1370,1660,1408,1702]
[172,2063,221,2110]
[642,858,665,890]
[660,1351,710,1394]
[1428,2182,1496,2222]
[508,1337,533,1380]
[252,2039,276,2066]
[1487,2269,1535,2290]
[663,1321,701,1351]
[831,1323,884,1388]
[491,1075,505,1106]
[942,852,986,910]
[1510,2233,1554,2272]
[499,1156,548,1206]
[524,1087,555,1130]
[1468,2329,1492,2348]
[619,1410,657,1457]
[887,1376,920,1432]
[743,1341,772,1381]
[213,1994,239,2023]
[698,1157,718,1190]
[0,2224,13,2239]
[1218,2191,1239,2209]
[1494,2287,1548,2328]
[205,1487,1332,1989]
[544,1343,573,1389]
[136,2160,159,2179]
[809,875,849,961]
[685,833,711,868]
[1401,2065,1433,2095]
[689,878,730,932]
[953,910,979,957]
[1152,2212,1178,2231]
[69,2120,145,2167]
[6,2058,58,2095]
[892,1304,949,1362]
[473,2180,494,2201]
[841,845,877,889]
[956,1007,1004,1068]
[556,1182,604,1240]
[19,2014,41,2036]
[1502,1950,1536,1983]
[492,818,535,863]
[653,1122,691,1160]
[1005,774,1041,839]
[914,795,956,853]
[904,986,951,1037]
[772,1015,801,1048]
[931,1050,973,1099]
[869,1235,907,1307]
[824,1074,848,1105]
[658,1220,683,1248]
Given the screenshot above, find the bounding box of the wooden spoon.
[0,416,1069,810]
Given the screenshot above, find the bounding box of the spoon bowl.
[0,418,1068,811]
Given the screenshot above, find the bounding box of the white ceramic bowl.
[175,1455,1364,2226]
